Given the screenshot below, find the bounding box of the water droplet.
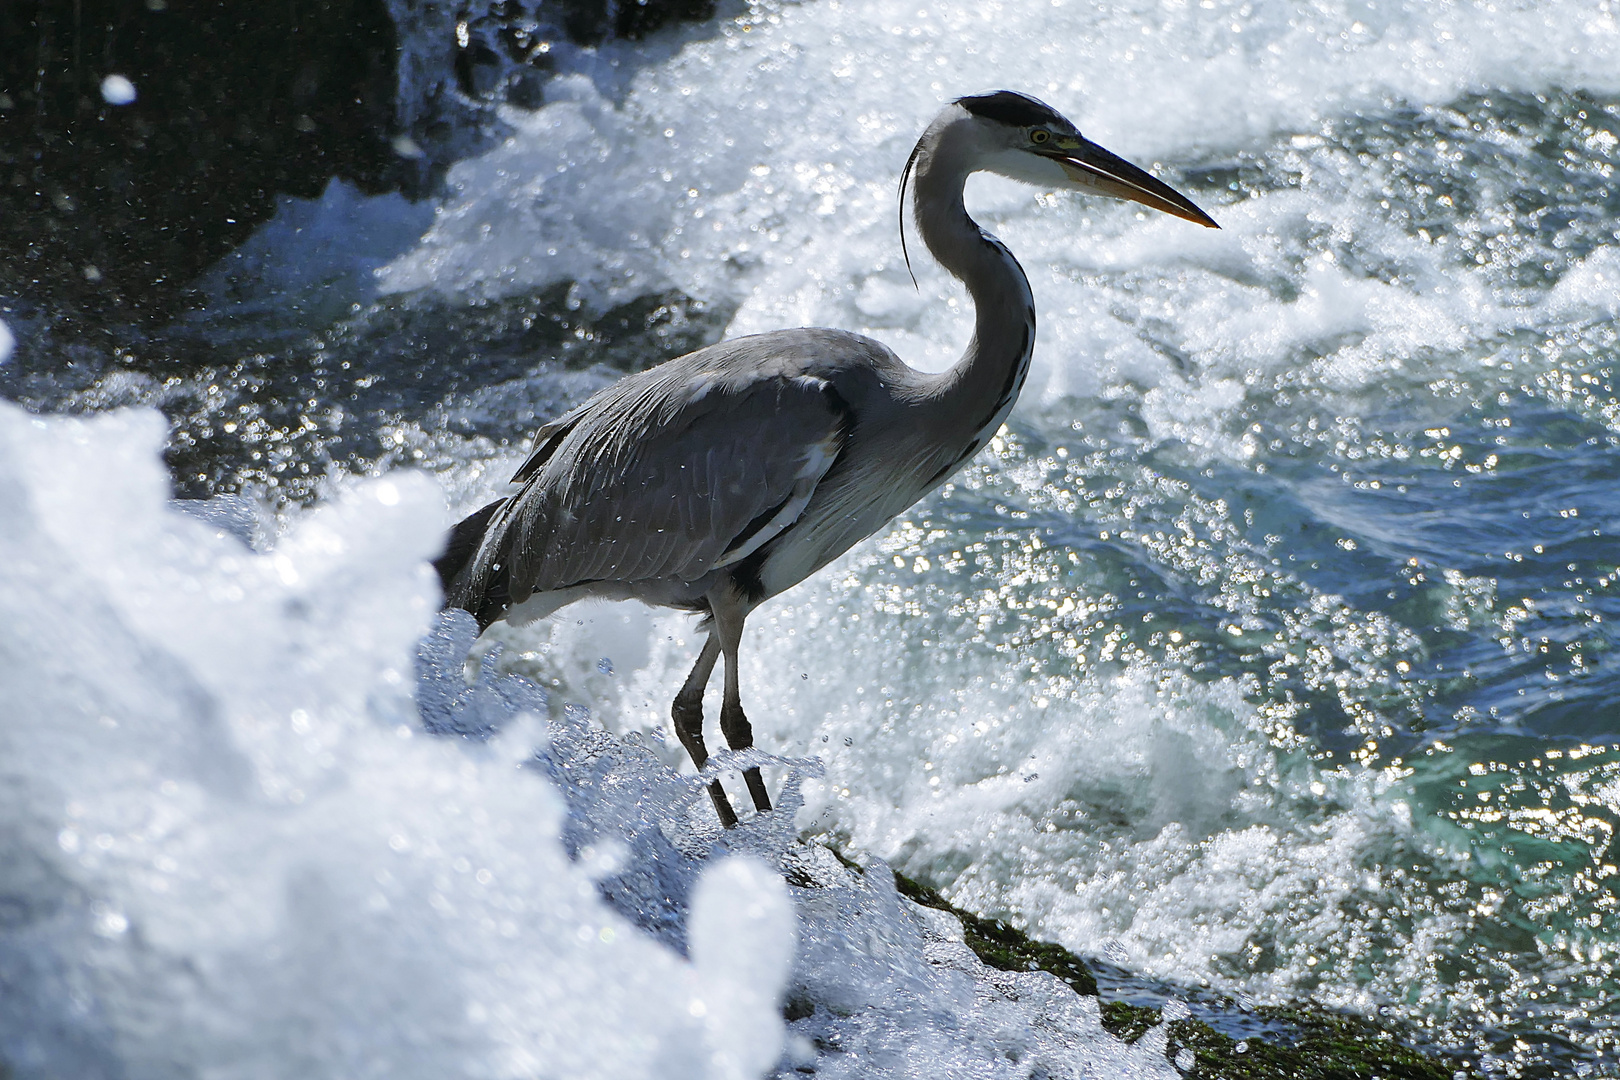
[100,75,137,106]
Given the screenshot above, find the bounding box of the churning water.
[5,0,1620,1076]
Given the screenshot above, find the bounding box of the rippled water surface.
[7,0,1620,1075]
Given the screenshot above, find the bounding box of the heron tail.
[433,498,509,629]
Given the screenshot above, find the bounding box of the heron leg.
[671,633,736,827]
[709,592,772,814]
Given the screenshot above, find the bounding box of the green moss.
[893,868,1098,997]
[1160,1010,1474,1080]
[889,868,1478,1080]
[1101,1000,1162,1043]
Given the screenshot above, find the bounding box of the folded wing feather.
[464,365,849,612]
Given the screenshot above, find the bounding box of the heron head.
[953,90,1218,228]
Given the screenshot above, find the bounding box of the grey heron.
[435,91,1216,826]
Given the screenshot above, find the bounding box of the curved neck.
[910,136,1036,435]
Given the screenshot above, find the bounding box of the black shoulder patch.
[955,90,1063,129]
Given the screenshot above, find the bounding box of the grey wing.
[509,398,594,485]
[473,370,850,609]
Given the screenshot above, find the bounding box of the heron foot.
[707,779,739,828]
[719,701,772,814]
[742,766,773,814]
[673,692,742,826]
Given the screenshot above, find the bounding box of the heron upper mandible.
[435,91,1217,826]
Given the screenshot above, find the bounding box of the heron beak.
[1041,138,1219,228]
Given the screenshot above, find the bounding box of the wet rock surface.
[894,870,1480,1080]
[0,0,403,331]
[0,0,721,335]
[1,0,730,505]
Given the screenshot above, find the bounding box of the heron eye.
[1030,129,1050,144]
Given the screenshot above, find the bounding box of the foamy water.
[0,401,812,1080]
[0,397,1193,1080]
[5,0,1620,1075]
[405,1,1620,1071]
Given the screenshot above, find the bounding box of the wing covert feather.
[490,369,849,602]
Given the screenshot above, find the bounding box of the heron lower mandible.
[435,91,1217,826]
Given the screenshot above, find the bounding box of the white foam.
[0,402,797,1079]
[688,857,796,1080]
[1543,245,1620,321]
[196,179,435,336]
[377,0,1620,392]
[1,400,1216,1078]
[524,543,1471,1041]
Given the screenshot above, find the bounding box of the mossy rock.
[1159,1009,1474,1080]
[893,868,1098,997]
[891,868,1477,1080]
[1100,999,1162,1043]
